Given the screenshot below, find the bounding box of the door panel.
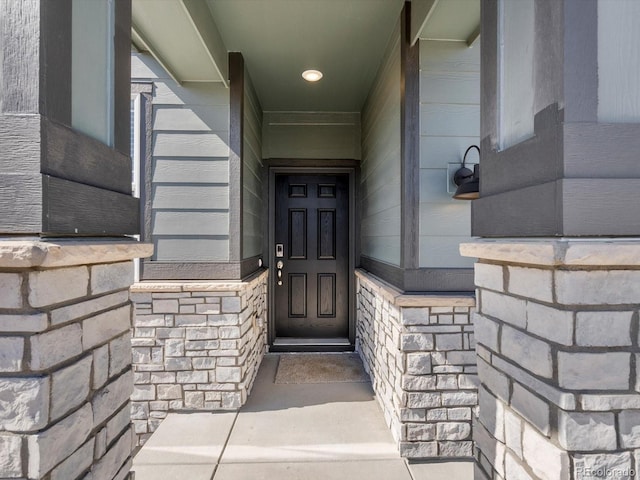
[274,174,349,338]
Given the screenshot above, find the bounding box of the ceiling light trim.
[302,69,323,82]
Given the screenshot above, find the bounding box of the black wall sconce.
[453,145,480,200]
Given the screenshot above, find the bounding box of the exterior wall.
[130,271,268,445]
[242,70,264,260]
[475,0,640,237]
[132,52,231,262]
[418,40,479,269]
[355,269,477,460]
[0,239,152,480]
[262,111,361,160]
[360,22,402,267]
[462,240,640,480]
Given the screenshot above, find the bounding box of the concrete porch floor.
[131,354,474,480]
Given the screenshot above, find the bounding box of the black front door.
[274,174,349,339]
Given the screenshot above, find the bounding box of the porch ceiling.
[131,0,480,112]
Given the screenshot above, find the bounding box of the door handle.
[276,260,284,286]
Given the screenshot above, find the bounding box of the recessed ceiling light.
[302,69,323,82]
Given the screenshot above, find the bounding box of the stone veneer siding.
[461,240,640,480]
[0,239,152,480]
[355,269,478,459]
[130,270,268,444]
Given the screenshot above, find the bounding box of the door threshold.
[270,337,353,352]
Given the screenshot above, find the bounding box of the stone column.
[0,238,152,480]
[462,239,640,480]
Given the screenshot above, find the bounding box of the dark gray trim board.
[40,0,72,124]
[42,118,132,194]
[400,1,420,270]
[359,256,404,290]
[563,0,598,123]
[43,175,139,235]
[479,104,563,197]
[360,256,474,293]
[142,262,266,281]
[139,92,153,244]
[114,0,132,154]
[228,52,244,262]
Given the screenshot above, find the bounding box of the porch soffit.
[131,0,479,112]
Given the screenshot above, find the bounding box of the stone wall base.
[0,238,152,480]
[355,269,478,460]
[462,239,640,480]
[130,271,268,444]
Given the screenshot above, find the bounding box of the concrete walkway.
[132,354,473,480]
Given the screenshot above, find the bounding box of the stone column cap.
[461,238,640,267]
[0,237,154,268]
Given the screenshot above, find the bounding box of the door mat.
[274,353,370,384]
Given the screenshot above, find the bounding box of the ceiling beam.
[131,24,182,85]
[179,0,229,87]
[466,24,481,47]
[410,0,439,46]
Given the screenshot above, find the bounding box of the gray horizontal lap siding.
[418,41,479,269]
[360,22,402,267]
[243,68,264,260]
[132,53,231,264]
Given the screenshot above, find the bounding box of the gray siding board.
[360,205,401,237]
[419,204,471,237]
[152,185,229,210]
[420,72,480,104]
[562,179,640,236]
[419,136,479,169]
[152,158,229,183]
[420,104,480,137]
[152,211,229,236]
[153,106,229,132]
[419,236,475,269]
[0,115,41,174]
[151,80,230,106]
[361,176,402,218]
[420,41,480,73]
[0,0,40,114]
[564,123,640,178]
[152,132,229,158]
[0,173,42,232]
[154,237,229,262]
[361,236,402,267]
[419,169,454,203]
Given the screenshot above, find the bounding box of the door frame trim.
[266,163,358,349]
